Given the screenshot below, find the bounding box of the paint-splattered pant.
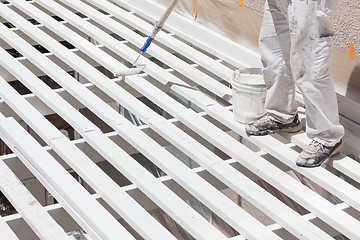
[259,0,344,146]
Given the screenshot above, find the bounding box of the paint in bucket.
[231,68,266,124]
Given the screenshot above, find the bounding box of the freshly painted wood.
[0,159,72,240]
[1,2,281,239]
[0,0,360,239]
[85,0,233,82]
[0,117,135,240]
[0,216,19,240]
[37,0,232,101]
[0,76,177,240]
[0,5,228,239]
[125,75,360,239]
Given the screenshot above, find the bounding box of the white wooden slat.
[0,79,64,144]
[0,19,126,130]
[7,154,355,239]
[0,12,231,239]
[0,216,19,240]
[2,46,109,82]
[110,0,262,69]
[7,1,178,115]
[1,4,131,123]
[70,65,337,240]
[0,111,5,120]
[208,109,360,237]
[0,10,229,240]
[11,2,360,238]
[34,0,219,107]
[1,0,358,238]
[123,72,360,238]
[256,202,349,239]
[114,125,282,240]
[126,76,359,239]
[82,130,232,240]
[4,163,356,239]
[24,0,360,199]
[38,0,232,101]
[3,209,79,240]
[51,138,178,240]
[1,0,34,17]
[0,40,100,135]
[332,155,360,183]
[7,23,70,47]
[84,0,234,82]
[0,109,224,183]
[82,2,360,222]
[0,77,140,118]
[0,79,125,122]
[6,2,183,121]
[134,5,359,206]
[3,138,356,239]
[231,236,247,240]
[32,0,216,110]
[0,77,177,240]
[9,1,127,75]
[2,156,230,222]
[0,117,135,240]
[2,1,282,238]
[145,121,332,239]
[2,3,282,239]
[0,159,72,240]
[12,1,292,238]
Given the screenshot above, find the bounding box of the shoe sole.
[246,123,302,136]
[296,141,344,168]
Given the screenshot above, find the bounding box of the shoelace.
[258,116,275,125]
[309,140,325,152]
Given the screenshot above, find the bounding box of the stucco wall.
[245,0,360,54]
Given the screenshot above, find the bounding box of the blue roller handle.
[133,0,179,65]
[140,36,154,53]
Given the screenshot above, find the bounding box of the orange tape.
[239,0,244,7]
[193,0,197,19]
[349,43,354,59]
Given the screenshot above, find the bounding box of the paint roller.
[115,65,145,78]
[115,0,180,78]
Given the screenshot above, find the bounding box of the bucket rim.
[237,67,263,75]
[232,68,265,87]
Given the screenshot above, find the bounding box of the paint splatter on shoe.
[245,114,301,136]
[296,139,344,168]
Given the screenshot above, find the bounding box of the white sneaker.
[296,139,344,168]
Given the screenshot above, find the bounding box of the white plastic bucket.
[231,68,266,124]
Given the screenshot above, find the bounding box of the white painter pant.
[259,0,344,146]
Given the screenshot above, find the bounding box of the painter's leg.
[259,0,297,123]
[290,0,344,147]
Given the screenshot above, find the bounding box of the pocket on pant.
[313,36,333,79]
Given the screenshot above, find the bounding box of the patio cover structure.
[0,0,360,239]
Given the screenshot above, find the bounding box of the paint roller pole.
[133,0,180,65]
